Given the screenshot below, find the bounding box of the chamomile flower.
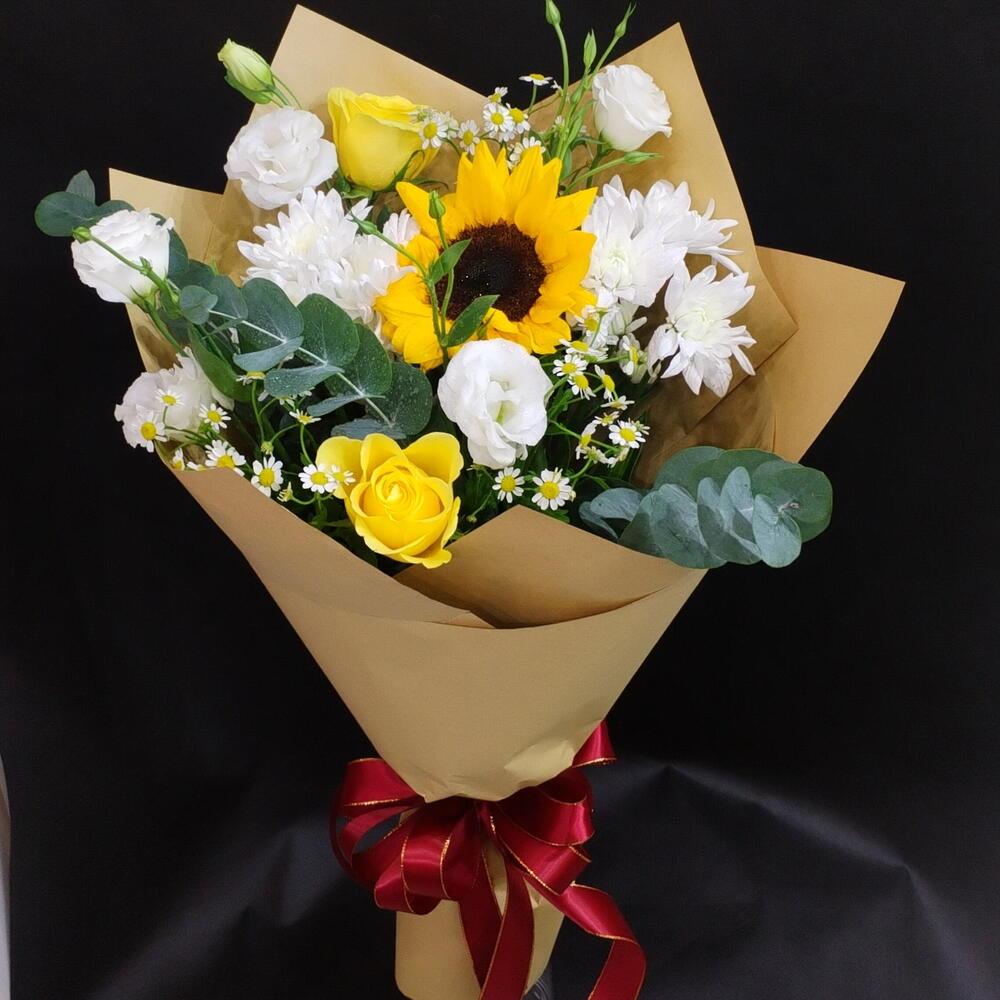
[519,73,554,87]
[594,366,617,400]
[169,447,186,471]
[418,109,452,150]
[205,439,247,475]
[575,423,602,461]
[156,385,183,409]
[328,466,356,497]
[618,332,649,382]
[251,455,284,497]
[276,484,295,503]
[609,420,648,449]
[487,86,509,102]
[509,136,542,165]
[492,467,525,503]
[568,372,595,398]
[553,354,588,378]
[128,410,167,452]
[457,119,481,155]
[482,102,515,140]
[260,440,274,455]
[199,402,230,432]
[289,409,319,426]
[596,411,618,427]
[603,395,634,412]
[298,463,336,494]
[507,107,531,135]
[238,370,266,385]
[532,469,574,511]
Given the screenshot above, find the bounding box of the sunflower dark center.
[436,223,547,322]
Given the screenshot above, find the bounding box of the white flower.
[618,332,649,383]
[492,467,525,503]
[583,177,685,312]
[519,73,554,87]
[487,86,509,102]
[124,409,166,452]
[567,372,594,398]
[593,366,617,400]
[457,120,481,155]
[482,102,515,140]
[575,424,602,461]
[592,64,672,152]
[298,463,336,494]
[603,395,634,412]
[251,456,284,496]
[417,109,453,150]
[169,447,186,471]
[289,409,318,425]
[198,402,230,431]
[641,180,740,272]
[204,439,247,475]
[508,107,531,135]
[224,108,337,210]
[532,469,574,511]
[437,339,552,470]
[578,301,646,353]
[552,354,588,379]
[239,190,417,332]
[509,136,542,165]
[647,264,756,396]
[71,208,173,304]
[609,419,647,449]
[115,352,227,449]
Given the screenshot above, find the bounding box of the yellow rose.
[327,88,438,191]
[316,432,463,568]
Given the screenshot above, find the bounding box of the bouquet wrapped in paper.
[35,4,902,997]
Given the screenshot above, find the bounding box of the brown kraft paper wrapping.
[107,6,903,997]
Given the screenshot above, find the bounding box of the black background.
[4,1,999,998]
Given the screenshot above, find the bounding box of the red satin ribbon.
[330,723,645,1000]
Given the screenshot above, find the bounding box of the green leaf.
[379,361,433,436]
[299,294,359,367]
[174,258,215,290]
[265,365,339,398]
[427,239,471,284]
[332,417,406,441]
[307,392,367,418]
[188,327,250,402]
[233,338,303,372]
[327,325,392,400]
[238,278,303,352]
[178,285,218,325]
[697,473,760,565]
[653,446,723,493]
[580,487,644,541]
[444,294,498,348]
[34,191,103,236]
[66,170,96,202]
[620,484,724,568]
[751,460,833,542]
[752,494,802,568]
[167,230,189,281]
[207,274,247,322]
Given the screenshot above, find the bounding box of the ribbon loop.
[330,722,646,1000]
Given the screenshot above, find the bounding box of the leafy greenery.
[581,447,833,568]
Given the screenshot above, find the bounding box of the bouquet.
[35,4,902,998]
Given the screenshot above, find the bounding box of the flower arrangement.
[33,4,902,999]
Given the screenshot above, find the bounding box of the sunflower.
[375,144,597,368]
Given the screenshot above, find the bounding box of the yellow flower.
[327,89,439,191]
[315,432,463,568]
[376,144,597,369]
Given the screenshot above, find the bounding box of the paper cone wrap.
[107,7,902,997]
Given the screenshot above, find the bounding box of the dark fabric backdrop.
[3,1,998,998]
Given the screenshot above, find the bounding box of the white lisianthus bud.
[592,64,672,152]
[437,340,552,470]
[114,351,230,451]
[217,40,274,101]
[71,208,173,304]
[224,108,338,210]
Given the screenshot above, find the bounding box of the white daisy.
[129,409,166,453]
[486,86,509,102]
[492,467,525,503]
[276,484,295,503]
[238,370,266,385]
[457,119,481,155]
[298,463,336,494]
[482,102,515,140]
[568,372,595,398]
[289,409,319,426]
[509,136,542,165]
[198,402,230,432]
[593,366,617,400]
[575,423,603,461]
[169,447,186,471]
[552,354,588,378]
[647,263,756,396]
[609,420,648,449]
[204,439,247,475]
[156,385,183,409]
[519,73,554,87]
[603,395,634,412]
[532,469,574,511]
[507,107,531,136]
[618,332,649,383]
[251,456,284,497]
[417,110,452,150]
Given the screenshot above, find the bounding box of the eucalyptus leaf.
[620,484,724,568]
[332,417,407,441]
[265,364,339,398]
[752,494,803,568]
[378,362,433,436]
[238,278,303,352]
[207,274,247,323]
[299,294,359,367]
[751,461,833,542]
[326,324,393,401]
[579,487,644,541]
[697,475,760,565]
[66,170,96,202]
[34,191,104,236]
[178,285,218,325]
[167,231,189,282]
[307,392,367,418]
[233,338,304,373]
[653,446,723,493]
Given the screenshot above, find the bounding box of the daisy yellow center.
[422,122,439,138]
[437,223,547,322]
[161,393,178,406]
[140,421,159,441]
[571,373,589,390]
[258,468,276,487]
[510,108,526,124]
[619,426,637,442]
[310,470,329,486]
[490,110,507,126]
[580,433,592,447]
[216,454,236,469]
[561,360,580,375]
[207,409,222,423]
[539,480,562,500]
[601,374,615,391]
[500,475,517,492]
[461,130,475,145]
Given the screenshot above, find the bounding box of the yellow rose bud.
[217,40,274,102]
[327,88,438,191]
[316,432,463,568]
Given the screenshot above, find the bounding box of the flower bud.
[544,0,561,27]
[428,191,447,222]
[583,31,598,70]
[218,40,275,103]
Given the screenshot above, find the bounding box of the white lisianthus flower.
[71,208,173,304]
[583,176,685,311]
[114,351,229,450]
[592,64,672,152]
[437,340,552,470]
[647,264,756,396]
[225,108,337,209]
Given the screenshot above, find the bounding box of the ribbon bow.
[330,723,645,1000]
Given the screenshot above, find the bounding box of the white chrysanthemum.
[115,351,227,450]
[238,189,417,330]
[647,264,756,396]
[641,180,739,272]
[532,469,574,511]
[583,176,686,312]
